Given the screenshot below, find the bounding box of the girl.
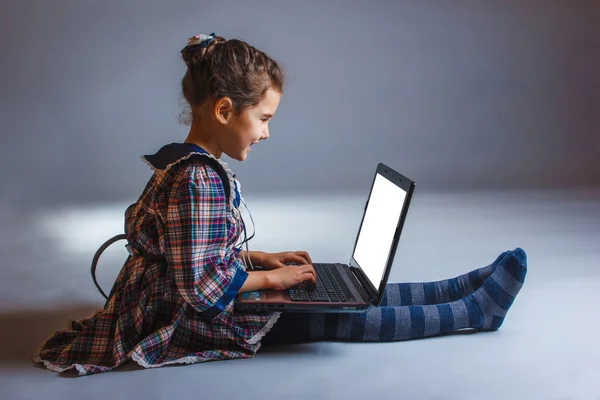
[33,33,527,375]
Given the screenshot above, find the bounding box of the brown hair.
[180,35,285,124]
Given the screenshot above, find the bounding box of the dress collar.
[142,142,209,170]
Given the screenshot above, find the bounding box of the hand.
[258,251,313,270]
[266,264,316,291]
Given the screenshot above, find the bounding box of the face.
[216,87,281,161]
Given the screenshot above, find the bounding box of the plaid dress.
[33,143,281,375]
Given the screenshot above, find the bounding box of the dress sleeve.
[164,163,248,319]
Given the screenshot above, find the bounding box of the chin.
[237,147,252,161]
[233,152,248,162]
[223,148,248,162]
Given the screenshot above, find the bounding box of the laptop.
[235,163,415,313]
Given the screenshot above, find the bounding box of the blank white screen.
[352,173,407,288]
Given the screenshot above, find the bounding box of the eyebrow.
[261,113,273,118]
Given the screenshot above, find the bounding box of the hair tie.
[181,32,216,54]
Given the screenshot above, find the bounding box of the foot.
[467,248,528,331]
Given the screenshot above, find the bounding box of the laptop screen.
[352,172,407,290]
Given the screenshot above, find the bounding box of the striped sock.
[379,251,509,306]
[261,248,527,345]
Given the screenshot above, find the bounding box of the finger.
[299,251,312,264]
[303,272,317,285]
[299,264,315,273]
[297,271,314,285]
[288,254,310,265]
[291,251,311,265]
[300,265,317,280]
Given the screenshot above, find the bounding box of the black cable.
[90,233,127,300]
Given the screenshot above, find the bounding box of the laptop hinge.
[349,266,378,302]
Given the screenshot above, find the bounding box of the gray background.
[1,0,598,208]
[1,1,599,399]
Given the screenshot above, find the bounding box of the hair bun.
[186,33,215,48]
[181,33,225,68]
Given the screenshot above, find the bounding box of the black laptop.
[235,163,415,313]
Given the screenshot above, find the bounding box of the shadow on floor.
[1,305,484,377]
[0,305,153,376]
[0,306,101,364]
[0,306,335,376]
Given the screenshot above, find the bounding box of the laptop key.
[323,265,355,302]
[288,290,301,301]
[289,265,352,303]
[298,289,310,301]
[308,290,329,302]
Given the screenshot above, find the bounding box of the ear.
[214,97,234,125]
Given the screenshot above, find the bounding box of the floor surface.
[1,189,599,400]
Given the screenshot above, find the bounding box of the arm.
[240,267,317,292]
[238,270,273,293]
[239,250,267,268]
[164,165,248,318]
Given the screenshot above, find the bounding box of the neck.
[184,119,223,159]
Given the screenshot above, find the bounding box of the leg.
[380,251,510,306]
[262,248,527,345]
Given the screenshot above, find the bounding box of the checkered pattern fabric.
[33,147,278,375]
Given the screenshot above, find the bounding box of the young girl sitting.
[33,33,527,376]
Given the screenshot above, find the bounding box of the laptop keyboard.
[288,263,356,303]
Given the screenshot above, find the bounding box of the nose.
[261,127,270,141]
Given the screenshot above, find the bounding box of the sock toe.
[510,247,528,268]
[504,249,528,284]
[469,250,528,331]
